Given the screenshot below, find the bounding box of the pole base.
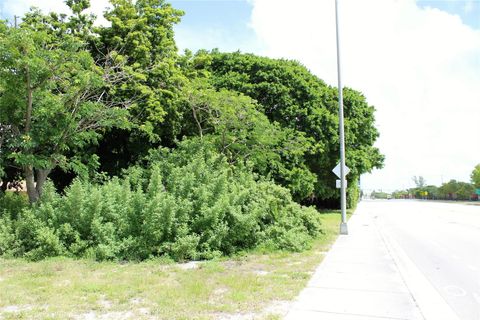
[340,222,348,235]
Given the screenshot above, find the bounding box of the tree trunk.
[0,180,7,193]
[23,56,38,203]
[192,106,203,139]
[35,168,51,198]
[24,165,39,203]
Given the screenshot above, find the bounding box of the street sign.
[332,162,350,179]
[336,179,347,189]
[476,189,480,195]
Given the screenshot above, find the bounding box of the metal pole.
[335,0,348,235]
[14,15,18,28]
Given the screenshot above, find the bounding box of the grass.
[0,212,350,320]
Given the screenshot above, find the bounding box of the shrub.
[0,192,28,220]
[0,139,322,261]
[0,216,16,256]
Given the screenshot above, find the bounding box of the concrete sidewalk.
[284,203,424,320]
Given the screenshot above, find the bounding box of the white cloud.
[87,0,111,25]
[250,0,480,191]
[2,0,69,18]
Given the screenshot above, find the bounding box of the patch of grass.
[0,211,349,320]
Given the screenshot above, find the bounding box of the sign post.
[335,0,348,235]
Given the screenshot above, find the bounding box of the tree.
[471,164,480,189]
[97,0,185,142]
[439,180,474,200]
[423,185,439,199]
[0,24,127,202]
[188,51,384,207]
[183,79,316,200]
[392,189,409,199]
[456,182,475,200]
[371,190,389,199]
[90,0,187,176]
[412,176,426,188]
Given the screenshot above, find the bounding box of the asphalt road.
[367,200,480,320]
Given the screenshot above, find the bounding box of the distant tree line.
[391,166,480,201]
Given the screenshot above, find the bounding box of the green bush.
[0,139,322,261]
[0,216,16,256]
[0,192,28,220]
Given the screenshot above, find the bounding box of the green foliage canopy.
[439,180,475,200]
[0,22,127,202]
[182,79,317,200]
[186,51,384,206]
[97,0,185,142]
[471,164,480,189]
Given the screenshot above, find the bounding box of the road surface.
[367,200,480,320]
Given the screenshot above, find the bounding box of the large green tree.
[11,1,187,182]
[181,79,316,200]
[471,164,480,189]
[89,0,187,176]
[439,180,475,200]
[97,0,185,140]
[187,51,384,207]
[0,22,127,202]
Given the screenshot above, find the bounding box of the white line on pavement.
[378,222,461,320]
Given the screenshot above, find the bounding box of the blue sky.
[170,0,262,53]
[171,0,252,31]
[417,0,480,29]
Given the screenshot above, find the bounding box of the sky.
[1,0,479,192]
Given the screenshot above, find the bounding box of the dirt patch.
[263,300,291,317]
[129,297,143,305]
[216,312,257,320]
[0,305,32,312]
[253,270,269,276]
[178,261,202,270]
[215,299,292,320]
[98,296,112,309]
[73,311,134,320]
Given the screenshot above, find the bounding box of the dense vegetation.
[390,169,480,201]
[0,140,321,261]
[0,0,383,261]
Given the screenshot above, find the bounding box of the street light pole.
[335,0,348,235]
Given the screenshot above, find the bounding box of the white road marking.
[444,285,467,297]
[379,226,461,320]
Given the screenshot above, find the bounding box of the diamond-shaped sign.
[332,162,350,179]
